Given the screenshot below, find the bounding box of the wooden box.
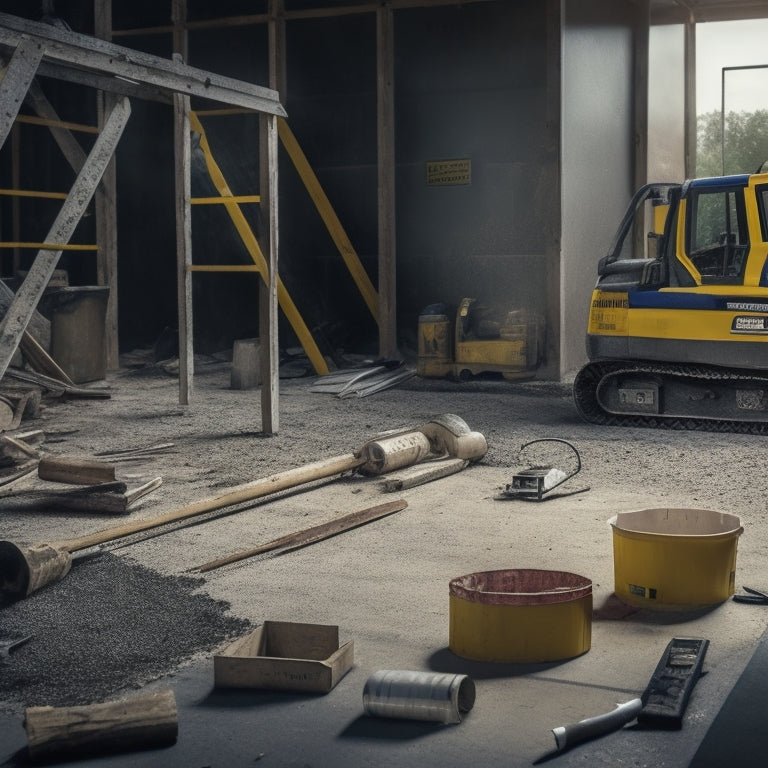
[213,621,354,693]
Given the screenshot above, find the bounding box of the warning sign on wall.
[426,159,471,186]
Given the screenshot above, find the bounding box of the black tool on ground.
[500,438,588,501]
[733,586,768,605]
[537,636,709,762]
[0,634,33,658]
[638,637,709,729]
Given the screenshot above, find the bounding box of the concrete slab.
[1,360,767,766]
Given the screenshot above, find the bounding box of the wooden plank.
[0,13,286,116]
[196,499,407,572]
[24,79,88,173]
[0,97,131,382]
[38,456,116,485]
[259,112,279,435]
[376,6,397,358]
[0,36,43,151]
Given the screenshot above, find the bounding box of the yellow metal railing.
[189,110,330,375]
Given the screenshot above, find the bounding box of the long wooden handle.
[55,452,364,552]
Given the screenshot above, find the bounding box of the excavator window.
[686,187,748,284]
[758,185,768,242]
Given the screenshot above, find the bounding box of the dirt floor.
[1,351,768,766]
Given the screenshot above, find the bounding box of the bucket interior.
[613,508,741,537]
[449,568,592,606]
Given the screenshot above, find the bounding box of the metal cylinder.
[362,669,476,724]
[358,432,432,476]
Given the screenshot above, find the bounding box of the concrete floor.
[1,360,767,767]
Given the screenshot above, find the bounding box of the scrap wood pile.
[0,431,166,512]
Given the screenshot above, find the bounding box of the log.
[38,456,116,484]
[25,690,178,763]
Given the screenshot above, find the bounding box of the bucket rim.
[609,508,743,538]
[449,568,592,605]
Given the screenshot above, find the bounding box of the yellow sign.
[426,159,471,186]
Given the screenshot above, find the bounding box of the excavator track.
[573,360,768,435]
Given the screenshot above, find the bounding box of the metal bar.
[277,118,379,322]
[188,265,261,272]
[13,114,99,133]
[0,96,131,382]
[0,36,43,151]
[0,189,68,199]
[0,242,97,250]
[189,111,329,376]
[190,195,260,204]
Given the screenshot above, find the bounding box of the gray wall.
[394,1,557,362]
[561,0,640,377]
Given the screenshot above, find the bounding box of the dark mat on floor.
[688,625,768,768]
[0,551,250,713]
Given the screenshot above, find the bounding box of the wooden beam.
[94,0,120,371]
[0,97,131,382]
[0,36,43,150]
[0,12,286,116]
[259,112,280,435]
[174,91,193,406]
[376,5,397,359]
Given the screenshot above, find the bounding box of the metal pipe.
[363,670,476,724]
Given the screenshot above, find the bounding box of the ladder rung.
[0,189,68,200]
[190,195,260,205]
[0,242,98,251]
[188,265,262,272]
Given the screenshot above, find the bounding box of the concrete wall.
[393,1,555,358]
[560,0,641,378]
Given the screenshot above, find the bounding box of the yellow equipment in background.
[417,298,544,381]
[573,168,768,432]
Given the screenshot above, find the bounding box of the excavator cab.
[574,168,768,432]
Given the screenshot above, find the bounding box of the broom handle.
[54,453,364,552]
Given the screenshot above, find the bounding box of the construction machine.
[573,167,768,432]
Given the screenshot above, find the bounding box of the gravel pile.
[0,551,251,714]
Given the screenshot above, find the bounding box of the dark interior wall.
[394,1,551,338]
[0,0,554,361]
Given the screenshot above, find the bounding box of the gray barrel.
[362,669,476,724]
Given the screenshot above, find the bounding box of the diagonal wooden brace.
[0,36,43,150]
[0,96,131,382]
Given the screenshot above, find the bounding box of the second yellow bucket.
[611,508,743,609]
[449,568,592,663]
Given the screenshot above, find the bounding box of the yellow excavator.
[573,167,768,432]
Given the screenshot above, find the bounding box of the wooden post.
[376,5,397,360]
[259,112,280,434]
[94,0,120,371]
[174,88,193,406]
[25,690,178,763]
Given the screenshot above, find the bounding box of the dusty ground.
[1,352,768,766]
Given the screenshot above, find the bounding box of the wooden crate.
[213,621,354,693]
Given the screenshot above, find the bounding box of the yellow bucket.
[448,569,592,663]
[610,508,743,610]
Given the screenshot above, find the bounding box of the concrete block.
[231,338,261,389]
